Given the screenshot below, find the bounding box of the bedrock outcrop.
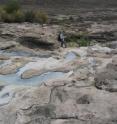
[0,44,116,124]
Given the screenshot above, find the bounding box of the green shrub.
[13,10,25,22]
[66,34,91,47]
[35,11,48,24]
[78,38,91,47]
[0,2,48,24]
[0,10,14,22]
[4,0,20,13]
[0,10,25,23]
[0,0,22,22]
[66,34,79,43]
[0,7,4,21]
[24,10,35,22]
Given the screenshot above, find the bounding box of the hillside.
[0,0,117,8]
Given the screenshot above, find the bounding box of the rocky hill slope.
[0,0,117,8]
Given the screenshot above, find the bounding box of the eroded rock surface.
[0,22,117,124]
[95,56,117,92]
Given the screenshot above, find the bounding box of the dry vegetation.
[0,0,48,23]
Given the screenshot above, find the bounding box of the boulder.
[21,69,46,79]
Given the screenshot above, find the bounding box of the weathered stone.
[0,55,9,60]
[0,41,18,50]
[21,69,45,79]
[0,22,117,124]
[0,64,19,75]
[107,41,117,49]
[95,57,117,92]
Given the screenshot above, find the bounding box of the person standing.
[58,31,67,48]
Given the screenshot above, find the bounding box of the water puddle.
[0,50,34,57]
[65,52,77,61]
[0,61,4,65]
[0,50,51,58]
[0,51,75,86]
[0,71,66,86]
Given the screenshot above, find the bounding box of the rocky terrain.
[1,0,117,8]
[0,22,116,124]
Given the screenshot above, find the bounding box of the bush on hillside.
[0,7,4,21]
[0,10,25,23]
[0,0,48,24]
[0,10,15,22]
[13,10,25,22]
[35,11,48,24]
[78,38,91,47]
[4,0,20,13]
[66,34,91,47]
[24,10,35,22]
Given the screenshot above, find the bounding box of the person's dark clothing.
[58,32,67,48]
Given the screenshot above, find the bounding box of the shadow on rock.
[17,36,57,50]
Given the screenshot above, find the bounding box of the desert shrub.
[4,0,20,13]
[0,7,5,21]
[13,10,25,22]
[66,34,79,43]
[66,35,79,47]
[0,11,15,22]
[35,11,48,24]
[0,1,48,24]
[0,10,24,23]
[78,38,91,47]
[0,0,23,22]
[24,10,35,22]
[66,34,91,47]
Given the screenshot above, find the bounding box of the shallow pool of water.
[0,71,66,86]
[0,50,34,57]
[65,52,77,61]
[0,61,4,65]
[0,50,51,58]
